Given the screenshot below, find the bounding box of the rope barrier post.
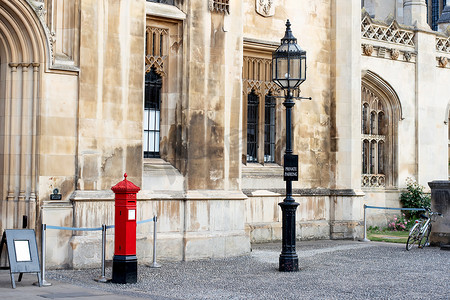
[95,224,109,283]
[40,224,51,286]
[362,204,370,242]
[149,215,161,268]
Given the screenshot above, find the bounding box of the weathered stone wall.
[77,0,145,189]
[183,0,242,190]
[66,192,249,268]
[39,72,78,201]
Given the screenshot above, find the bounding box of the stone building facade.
[0,0,449,268]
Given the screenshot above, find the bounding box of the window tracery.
[243,51,280,164]
[361,86,388,187]
[145,27,168,76]
[209,0,230,14]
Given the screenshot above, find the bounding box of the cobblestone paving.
[46,240,450,300]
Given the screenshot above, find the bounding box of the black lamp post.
[272,19,307,272]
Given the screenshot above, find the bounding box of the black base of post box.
[112,255,137,284]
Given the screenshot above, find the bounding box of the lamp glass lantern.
[272,20,307,91]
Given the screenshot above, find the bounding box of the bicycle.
[406,208,442,251]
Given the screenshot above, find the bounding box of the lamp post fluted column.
[279,92,299,272]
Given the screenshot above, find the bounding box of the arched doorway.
[0,0,47,231]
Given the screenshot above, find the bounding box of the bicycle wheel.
[406,223,421,251]
[418,224,432,248]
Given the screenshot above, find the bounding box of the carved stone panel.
[438,56,448,68]
[256,0,275,17]
[390,49,400,60]
[363,44,374,56]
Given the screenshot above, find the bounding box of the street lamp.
[272,19,307,272]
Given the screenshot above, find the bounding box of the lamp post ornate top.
[281,19,296,44]
[272,20,307,91]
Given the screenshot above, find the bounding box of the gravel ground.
[46,240,449,300]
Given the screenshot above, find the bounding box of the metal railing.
[362,205,426,242]
[39,216,160,285]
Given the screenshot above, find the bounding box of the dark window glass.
[144,68,162,158]
[147,0,175,5]
[432,0,440,30]
[370,111,376,134]
[370,141,377,174]
[264,93,276,163]
[378,141,385,175]
[362,104,369,134]
[378,112,385,135]
[362,140,369,174]
[247,91,259,163]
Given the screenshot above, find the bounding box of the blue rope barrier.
[46,225,102,231]
[46,217,156,231]
[137,217,156,225]
[364,205,426,211]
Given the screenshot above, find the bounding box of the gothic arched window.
[361,71,402,188]
[361,86,390,187]
[243,50,281,165]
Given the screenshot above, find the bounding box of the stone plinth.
[428,181,450,246]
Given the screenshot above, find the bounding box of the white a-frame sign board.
[0,229,41,288]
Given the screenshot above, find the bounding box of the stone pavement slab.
[0,270,139,299]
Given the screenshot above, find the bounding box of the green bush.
[400,178,430,220]
[368,225,381,233]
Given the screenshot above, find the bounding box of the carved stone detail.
[30,0,46,18]
[438,56,448,68]
[145,55,167,76]
[390,49,400,60]
[436,36,450,53]
[362,134,386,143]
[49,31,56,64]
[209,0,230,14]
[28,0,57,65]
[256,0,275,17]
[363,44,373,56]
[362,174,386,188]
[404,51,412,62]
[361,13,415,47]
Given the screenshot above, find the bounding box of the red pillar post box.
[111,173,140,284]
